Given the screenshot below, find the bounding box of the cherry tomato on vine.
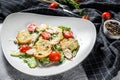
[63,30,73,38]
[27,23,37,32]
[49,2,59,9]
[41,31,51,40]
[19,45,30,53]
[101,12,111,20]
[49,51,61,62]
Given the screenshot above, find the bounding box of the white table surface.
[0,23,88,80]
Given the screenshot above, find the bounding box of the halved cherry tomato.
[41,31,51,40]
[49,51,61,62]
[49,2,59,9]
[19,45,30,53]
[82,15,90,20]
[63,30,73,38]
[102,12,111,20]
[27,23,37,32]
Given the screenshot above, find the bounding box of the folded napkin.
[0,0,120,80]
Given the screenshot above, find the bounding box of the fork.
[38,0,76,15]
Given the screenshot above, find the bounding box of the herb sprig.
[55,0,82,15]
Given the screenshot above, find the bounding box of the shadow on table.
[2,50,87,80]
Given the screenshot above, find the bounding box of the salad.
[11,23,79,68]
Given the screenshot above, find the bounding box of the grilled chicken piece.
[26,49,36,55]
[36,24,49,31]
[63,49,73,60]
[50,27,64,45]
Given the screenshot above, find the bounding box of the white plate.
[1,12,96,76]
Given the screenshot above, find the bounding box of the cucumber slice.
[10,51,25,57]
[24,57,37,68]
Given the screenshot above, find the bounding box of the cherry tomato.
[82,15,90,20]
[63,30,73,38]
[102,12,111,20]
[27,23,37,32]
[49,2,59,9]
[19,45,30,53]
[41,32,51,40]
[49,51,61,62]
